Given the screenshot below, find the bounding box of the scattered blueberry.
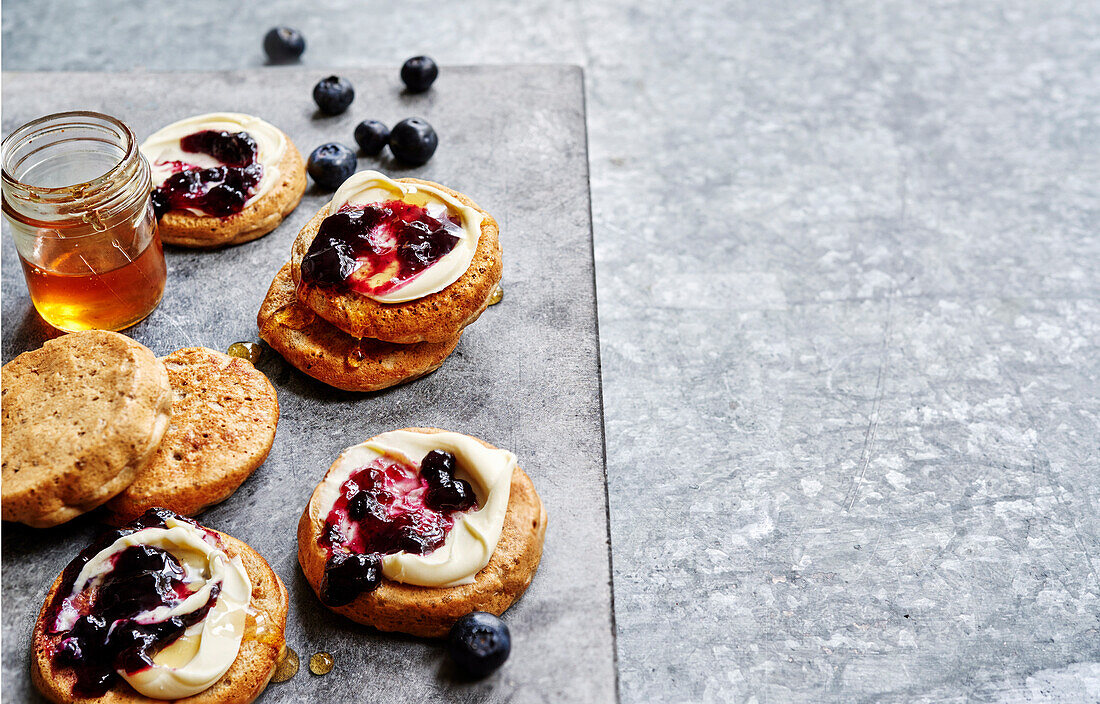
[447,612,511,678]
[354,120,391,156]
[263,27,306,63]
[313,76,355,115]
[307,143,357,190]
[400,56,439,93]
[388,118,438,166]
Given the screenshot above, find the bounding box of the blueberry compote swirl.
[319,450,477,606]
[300,200,463,298]
[44,508,222,697]
[150,130,262,218]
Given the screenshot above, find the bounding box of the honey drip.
[346,340,366,369]
[308,652,335,676]
[271,647,300,683]
[274,304,315,330]
[488,284,504,306]
[227,341,262,364]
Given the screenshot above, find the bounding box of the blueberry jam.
[45,508,221,697]
[300,200,463,297]
[318,451,477,606]
[151,130,262,218]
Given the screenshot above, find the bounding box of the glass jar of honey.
[2,111,166,332]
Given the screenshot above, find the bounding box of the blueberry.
[129,507,179,530]
[300,237,357,284]
[400,56,439,93]
[263,27,306,63]
[203,184,247,216]
[320,552,382,606]
[447,612,511,678]
[421,449,457,479]
[209,131,258,167]
[430,477,476,511]
[388,118,438,166]
[313,75,355,115]
[354,120,391,156]
[150,189,168,219]
[420,450,477,511]
[347,490,369,521]
[307,142,357,190]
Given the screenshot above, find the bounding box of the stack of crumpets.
[2,331,279,528]
[258,170,502,392]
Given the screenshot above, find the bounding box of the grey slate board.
[0,67,616,703]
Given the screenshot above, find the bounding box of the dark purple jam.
[151,130,262,219]
[299,200,462,297]
[178,130,258,167]
[45,508,221,698]
[318,451,477,606]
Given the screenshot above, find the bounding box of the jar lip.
[1,110,138,194]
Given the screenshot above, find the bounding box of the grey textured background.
[4,1,1100,702]
[1,68,614,702]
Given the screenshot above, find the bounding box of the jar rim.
[1,110,138,195]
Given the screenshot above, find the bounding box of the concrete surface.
[4,1,1100,702]
[1,67,614,703]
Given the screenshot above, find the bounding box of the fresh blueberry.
[388,118,438,166]
[307,143,357,190]
[447,612,511,678]
[313,76,355,115]
[263,27,305,63]
[400,56,439,93]
[354,120,391,156]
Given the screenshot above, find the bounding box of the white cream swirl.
[325,170,484,303]
[54,517,251,700]
[314,430,514,587]
[139,112,287,215]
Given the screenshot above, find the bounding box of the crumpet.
[105,347,279,524]
[288,177,502,344]
[1,331,171,528]
[297,428,547,638]
[258,264,461,393]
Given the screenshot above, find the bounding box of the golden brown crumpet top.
[106,347,280,524]
[2,331,171,528]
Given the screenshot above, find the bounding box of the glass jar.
[2,110,166,332]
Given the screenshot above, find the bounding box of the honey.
[18,227,166,332]
[271,647,300,683]
[346,340,366,368]
[488,283,504,306]
[227,341,262,364]
[308,651,335,675]
[274,304,315,330]
[2,111,167,332]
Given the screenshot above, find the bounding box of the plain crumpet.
[1,331,172,528]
